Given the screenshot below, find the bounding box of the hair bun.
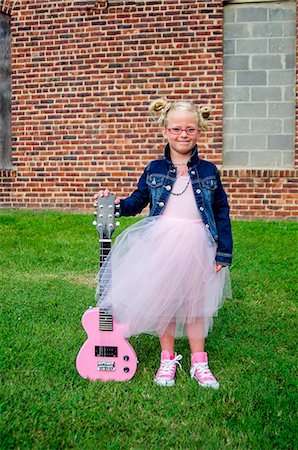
[148,98,172,125]
[152,99,166,112]
[200,105,211,119]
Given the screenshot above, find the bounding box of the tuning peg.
[93,211,97,216]
[116,221,120,227]
[99,204,103,209]
[115,204,120,209]
[93,202,97,207]
[115,212,120,218]
[92,220,97,226]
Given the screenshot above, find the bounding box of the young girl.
[95,99,232,389]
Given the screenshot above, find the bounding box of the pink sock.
[161,350,175,360]
[191,352,208,364]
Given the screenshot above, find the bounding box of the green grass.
[0,210,297,449]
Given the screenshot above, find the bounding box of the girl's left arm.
[213,171,233,267]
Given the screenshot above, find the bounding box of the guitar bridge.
[97,361,115,371]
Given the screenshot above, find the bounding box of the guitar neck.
[99,238,113,331]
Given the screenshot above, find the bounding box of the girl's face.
[162,110,199,162]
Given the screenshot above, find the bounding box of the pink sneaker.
[190,352,220,389]
[154,350,183,386]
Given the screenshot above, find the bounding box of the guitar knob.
[123,355,129,361]
[92,220,97,226]
[124,367,130,373]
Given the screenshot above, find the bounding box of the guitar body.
[76,308,137,382]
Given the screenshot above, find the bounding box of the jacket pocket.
[201,177,218,190]
[146,174,164,188]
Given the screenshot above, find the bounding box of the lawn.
[0,210,297,449]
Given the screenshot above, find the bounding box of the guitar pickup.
[95,346,118,357]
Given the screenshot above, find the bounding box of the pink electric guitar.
[76,194,137,382]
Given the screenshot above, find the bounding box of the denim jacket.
[119,144,233,266]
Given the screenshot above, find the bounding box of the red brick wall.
[0,0,297,220]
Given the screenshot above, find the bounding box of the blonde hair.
[148,98,211,131]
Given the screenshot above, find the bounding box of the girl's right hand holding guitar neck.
[93,190,120,206]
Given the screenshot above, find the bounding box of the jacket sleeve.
[213,170,233,266]
[119,167,150,217]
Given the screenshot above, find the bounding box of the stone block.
[224,118,250,134]
[224,55,249,70]
[269,38,296,54]
[237,71,266,86]
[285,54,295,69]
[237,7,267,22]
[224,23,251,39]
[223,71,236,86]
[224,39,235,55]
[250,151,282,168]
[224,87,250,102]
[224,7,236,23]
[269,5,296,22]
[268,135,294,151]
[283,118,295,134]
[252,87,282,102]
[236,103,267,118]
[283,20,296,38]
[223,151,249,167]
[268,69,295,86]
[282,151,295,167]
[236,134,267,150]
[252,55,283,70]
[251,118,282,134]
[284,86,295,102]
[252,22,283,38]
[223,103,235,118]
[223,134,235,150]
[236,38,267,55]
[268,102,295,119]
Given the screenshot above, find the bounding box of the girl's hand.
[215,263,223,272]
[93,190,120,205]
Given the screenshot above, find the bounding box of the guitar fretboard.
[99,239,113,331]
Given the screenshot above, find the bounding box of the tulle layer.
[96,216,231,339]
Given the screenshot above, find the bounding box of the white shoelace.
[190,362,216,381]
[158,354,183,377]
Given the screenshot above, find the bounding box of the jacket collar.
[163,143,200,167]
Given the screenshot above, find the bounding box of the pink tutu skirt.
[96,216,231,339]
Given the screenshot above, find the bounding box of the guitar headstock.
[93,194,118,239]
